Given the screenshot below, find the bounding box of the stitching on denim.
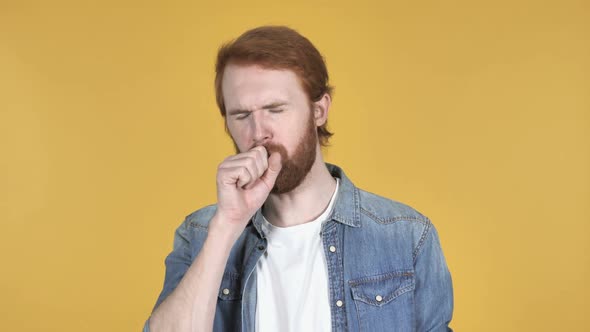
[225,272,240,280]
[348,271,414,286]
[361,208,428,225]
[324,227,338,331]
[352,293,363,331]
[220,278,239,293]
[332,212,353,225]
[219,272,242,300]
[353,187,361,226]
[337,225,348,331]
[360,208,429,225]
[352,282,414,306]
[390,283,415,300]
[188,221,209,230]
[413,219,432,262]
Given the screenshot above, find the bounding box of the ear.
[313,93,331,127]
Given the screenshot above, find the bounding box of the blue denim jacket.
[144,163,453,331]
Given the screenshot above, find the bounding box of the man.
[144,26,453,332]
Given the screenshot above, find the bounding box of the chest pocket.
[218,271,242,301]
[348,270,416,332]
[214,272,243,332]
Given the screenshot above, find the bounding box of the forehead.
[221,64,307,110]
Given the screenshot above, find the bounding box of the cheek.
[281,127,305,152]
[226,122,246,148]
[227,119,246,135]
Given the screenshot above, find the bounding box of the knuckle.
[240,166,250,178]
[216,164,224,173]
[247,157,257,171]
[218,156,233,168]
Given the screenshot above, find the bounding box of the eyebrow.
[227,101,288,115]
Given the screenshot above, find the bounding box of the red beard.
[264,114,317,194]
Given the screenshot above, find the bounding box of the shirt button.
[329,245,336,253]
[336,300,343,307]
[222,288,230,295]
[375,295,383,302]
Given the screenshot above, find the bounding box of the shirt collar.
[326,163,361,228]
[251,162,361,237]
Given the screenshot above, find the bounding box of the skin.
[149,63,336,332]
[221,63,337,228]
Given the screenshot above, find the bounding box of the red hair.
[215,25,334,146]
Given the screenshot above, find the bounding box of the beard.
[265,114,317,194]
[232,112,318,194]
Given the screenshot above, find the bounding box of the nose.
[251,111,272,146]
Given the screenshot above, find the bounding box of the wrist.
[207,213,245,246]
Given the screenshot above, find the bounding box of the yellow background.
[1,0,588,331]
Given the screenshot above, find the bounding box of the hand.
[211,146,282,239]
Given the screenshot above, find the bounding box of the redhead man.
[144,26,453,332]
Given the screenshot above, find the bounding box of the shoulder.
[171,204,217,238]
[355,188,436,259]
[168,204,218,254]
[358,188,430,226]
[183,204,218,230]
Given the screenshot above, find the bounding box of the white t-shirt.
[255,178,340,332]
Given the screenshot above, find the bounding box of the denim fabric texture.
[144,163,454,332]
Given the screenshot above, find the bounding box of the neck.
[262,147,337,228]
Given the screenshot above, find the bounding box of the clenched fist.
[210,146,282,241]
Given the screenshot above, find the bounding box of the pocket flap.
[348,270,415,306]
[218,272,241,301]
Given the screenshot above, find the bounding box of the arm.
[414,222,454,332]
[144,147,282,332]
[147,213,239,332]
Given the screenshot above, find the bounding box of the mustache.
[249,142,287,156]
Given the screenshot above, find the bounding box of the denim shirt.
[144,163,453,332]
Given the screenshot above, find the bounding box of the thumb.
[260,152,282,188]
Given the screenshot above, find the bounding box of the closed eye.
[269,109,284,114]
[235,113,250,120]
